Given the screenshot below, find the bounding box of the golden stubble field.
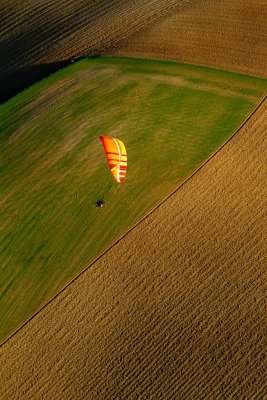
[1,97,266,399]
[107,0,267,77]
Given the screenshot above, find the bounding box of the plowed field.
[0,0,183,70]
[1,97,266,399]
[0,0,187,100]
[1,0,266,102]
[107,0,267,77]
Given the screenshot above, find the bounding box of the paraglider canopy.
[99,136,127,183]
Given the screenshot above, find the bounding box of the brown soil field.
[1,0,266,102]
[1,97,266,399]
[0,0,191,102]
[0,0,185,78]
[107,0,267,78]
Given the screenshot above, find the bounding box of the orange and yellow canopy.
[100,136,127,183]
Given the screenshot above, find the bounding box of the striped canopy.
[99,136,127,183]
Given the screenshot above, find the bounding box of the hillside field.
[108,0,267,78]
[1,0,266,398]
[0,0,184,102]
[1,92,266,400]
[1,0,266,102]
[1,56,266,344]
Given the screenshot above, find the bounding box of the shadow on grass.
[0,53,102,105]
[0,59,84,104]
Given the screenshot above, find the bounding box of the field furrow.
[0,0,188,78]
[107,0,267,77]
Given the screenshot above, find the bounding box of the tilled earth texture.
[0,0,191,101]
[0,96,266,399]
[1,0,266,102]
[107,0,267,78]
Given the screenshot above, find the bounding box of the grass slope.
[0,56,266,343]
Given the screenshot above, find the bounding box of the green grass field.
[0,56,266,343]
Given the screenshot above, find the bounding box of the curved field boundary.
[1,0,265,103]
[1,92,266,349]
[0,0,192,102]
[106,0,267,78]
[0,0,189,75]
